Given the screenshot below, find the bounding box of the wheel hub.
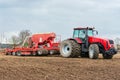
[89,47,94,58]
[38,51,42,55]
[62,44,70,54]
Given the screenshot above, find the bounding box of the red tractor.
[6,32,60,56]
[60,27,117,59]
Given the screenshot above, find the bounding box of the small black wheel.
[103,53,113,59]
[49,50,59,55]
[31,51,36,56]
[37,50,43,55]
[37,49,48,56]
[16,51,21,56]
[12,52,16,56]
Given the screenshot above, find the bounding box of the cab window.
[88,30,93,36]
[78,30,86,38]
[73,30,86,38]
[73,30,79,38]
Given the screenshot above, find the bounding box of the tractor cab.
[72,27,97,53]
[73,27,97,43]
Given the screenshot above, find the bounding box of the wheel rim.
[62,44,70,54]
[50,50,54,55]
[12,52,16,56]
[32,52,36,56]
[89,47,94,58]
[38,50,42,55]
[17,51,21,56]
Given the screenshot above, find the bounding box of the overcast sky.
[0,0,120,42]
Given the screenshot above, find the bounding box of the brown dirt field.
[0,53,120,80]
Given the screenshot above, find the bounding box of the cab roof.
[74,27,95,30]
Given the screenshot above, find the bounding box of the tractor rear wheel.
[89,44,99,59]
[60,40,81,58]
[103,53,113,59]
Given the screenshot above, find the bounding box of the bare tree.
[9,30,32,47]
[19,30,31,44]
[11,35,19,47]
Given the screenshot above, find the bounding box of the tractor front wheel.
[89,44,99,59]
[103,53,113,59]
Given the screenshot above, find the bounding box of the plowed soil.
[0,53,120,80]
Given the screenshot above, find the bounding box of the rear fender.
[68,38,82,44]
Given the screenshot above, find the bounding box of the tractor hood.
[88,36,110,43]
[88,36,114,50]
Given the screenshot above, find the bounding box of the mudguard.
[68,38,82,44]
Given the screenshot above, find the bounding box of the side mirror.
[93,30,98,35]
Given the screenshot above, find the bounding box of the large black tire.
[89,44,99,59]
[60,40,81,58]
[103,53,113,59]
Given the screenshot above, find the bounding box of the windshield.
[73,30,86,38]
[73,29,93,38]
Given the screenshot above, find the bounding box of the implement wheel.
[16,51,22,56]
[37,49,48,56]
